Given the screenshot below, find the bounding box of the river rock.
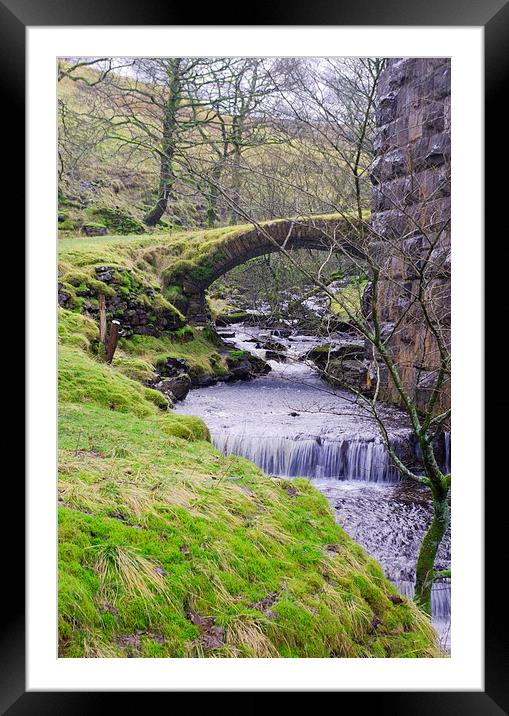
[247,353,272,376]
[226,356,252,380]
[225,351,271,379]
[266,350,287,362]
[328,319,358,334]
[159,356,190,377]
[215,311,251,326]
[152,375,191,402]
[260,338,287,353]
[306,345,373,395]
[322,358,372,395]
[271,328,292,338]
[194,374,218,387]
[307,342,365,367]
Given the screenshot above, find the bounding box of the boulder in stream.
[307,342,365,366]
[151,374,192,402]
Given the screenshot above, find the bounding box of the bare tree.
[187,58,283,226]
[91,58,217,226]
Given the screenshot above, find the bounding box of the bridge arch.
[163,216,366,323]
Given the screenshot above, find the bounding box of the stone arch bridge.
[163,216,366,323]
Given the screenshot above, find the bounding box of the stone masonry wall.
[370,58,451,417]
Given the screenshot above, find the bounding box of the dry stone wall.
[370,58,451,417]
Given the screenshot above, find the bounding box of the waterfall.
[212,432,402,483]
[394,579,451,649]
[394,579,451,618]
[414,430,451,474]
[444,431,451,474]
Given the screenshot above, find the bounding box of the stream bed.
[175,323,451,651]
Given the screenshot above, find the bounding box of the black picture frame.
[5,0,505,711]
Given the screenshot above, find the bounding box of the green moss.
[58,219,77,231]
[85,206,145,235]
[83,221,107,230]
[157,412,210,441]
[58,308,99,351]
[58,257,184,333]
[329,277,368,321]
[216,310,251,324]
[59,346,160,417]
[170,326,194,343]
[118,328,230,381]
[112,356,156,383]
[165,284,187,308]
[143,387,170,411]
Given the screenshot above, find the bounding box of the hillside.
[58,226,441,658]
[57,61,369,236]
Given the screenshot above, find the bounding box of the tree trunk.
[144,182,170,227]
[206,164,223,227]
[228,128,242,225]
[414,487,450,615]
[144,60,181,227]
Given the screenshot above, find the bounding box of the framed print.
[4,0,505,710]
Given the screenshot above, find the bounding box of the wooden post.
[98,293,107,345]
[106,320,120,364]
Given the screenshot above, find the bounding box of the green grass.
[57,296,441,658]
[117,328,229,381]
[59,400,439,658]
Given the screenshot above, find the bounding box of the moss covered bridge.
[162,215,367,323]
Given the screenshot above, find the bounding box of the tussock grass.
[226,619,280,658]
[82,633,123,659]
[92,544,172,607]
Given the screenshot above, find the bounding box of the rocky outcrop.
[149,358,193,402]
[370,58,450,417]
[82,224,107,236]
[258,338,288,362]
[307,342,372,395]
[58,265,185,338]
[147,343,271,403]
[307,343,366,364]
[225,352,269,379]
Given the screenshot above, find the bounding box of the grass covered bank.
[58,230,441,658]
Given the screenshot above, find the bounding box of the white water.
[175,323,451,650]
[213,432,401,482]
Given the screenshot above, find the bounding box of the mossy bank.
[58,229,441,658]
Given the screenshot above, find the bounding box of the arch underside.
[182,231,365,322]
[166,217,367,321]
[205,239,363,289]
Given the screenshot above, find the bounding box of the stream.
[175,323,451,651]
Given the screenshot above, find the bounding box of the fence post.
[106,320,120,364]
[98,293,107,345]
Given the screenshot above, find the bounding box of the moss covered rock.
[85,206,145,235]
